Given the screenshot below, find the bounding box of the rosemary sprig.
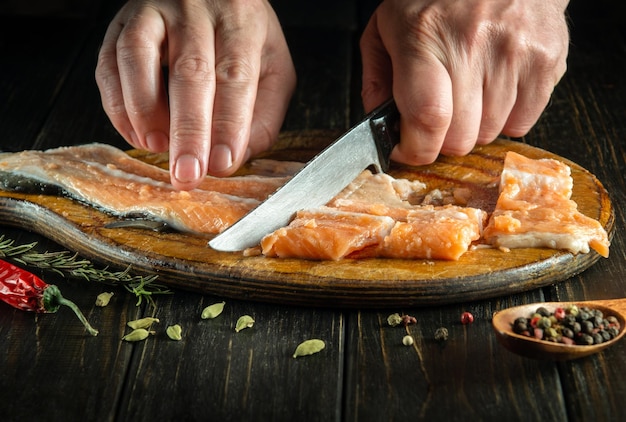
[0,235,171,306]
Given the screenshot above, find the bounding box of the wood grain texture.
[1,1,625,421]
[0,136,614,308]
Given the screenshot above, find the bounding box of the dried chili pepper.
[0,259,98,336]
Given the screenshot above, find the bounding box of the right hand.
[95,0,296,190]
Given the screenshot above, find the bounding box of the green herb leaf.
[0,235,171,306]
[293,339,325,358]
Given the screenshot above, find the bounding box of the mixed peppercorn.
[512,304,622,346]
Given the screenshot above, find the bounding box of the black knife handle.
[368,98,401,172]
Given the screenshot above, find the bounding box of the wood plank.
[0,17,91,149]
[117,294,345,420]
[343,293,569,420]
[0,259,140,420]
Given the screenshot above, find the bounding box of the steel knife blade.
[208,98,401,252]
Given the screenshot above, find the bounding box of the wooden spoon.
[492,299,626,360]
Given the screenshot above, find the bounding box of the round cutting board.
[0,133,614,308]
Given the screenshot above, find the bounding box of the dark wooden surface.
[1,1,625,421]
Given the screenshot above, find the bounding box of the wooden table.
[1,1,624,420]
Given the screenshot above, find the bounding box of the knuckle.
[215,55,257,85]
[170,117,211,145]
[172,54,214,83]
[442,140,475,157]
[212,115,247,141]
[409,102,453,135]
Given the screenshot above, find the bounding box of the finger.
[390,56,454,166]
[167,10,217,190]
[503,40,568,137]
[209,6,265,176]
[360,11,393,113]
[95,11,138,148]
[247,30,297,158]
[115,6,170,152]
[477,63,518,144]
[502,73,556,138]
[440,63,483,157]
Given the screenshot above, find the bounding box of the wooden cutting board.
[0,132,614,308]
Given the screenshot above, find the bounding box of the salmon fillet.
[261,207,396,260]
[483,151,610,257]
[0,144,267,234]
[0,144,610,261]
[381,206,487,260]
[261,205,486,261]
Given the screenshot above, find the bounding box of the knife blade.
[208,98,401,252]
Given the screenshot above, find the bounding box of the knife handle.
[368,98,401,172]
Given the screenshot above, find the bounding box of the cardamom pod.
[235,315,255,332]
[95,292,114,307]
[121,328,153,342]
[127,317,160,330]
[166,324,183,341]
[201,301,225,319]
[293,339,325,358]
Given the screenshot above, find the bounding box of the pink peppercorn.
[554,307,566,321]
[461,311,474,324]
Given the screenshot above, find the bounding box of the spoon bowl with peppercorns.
[492,298,626,360]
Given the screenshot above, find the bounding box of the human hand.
[360,0,570,165]
[95,0,296,190]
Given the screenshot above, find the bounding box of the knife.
[208,98,401,252]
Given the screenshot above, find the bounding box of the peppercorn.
[578,333,594,345]
[580,320,594,334]
[566,304,579,317]
[561,327,574,339]
[434,327,449,342]
[600,330,611,342]
[460,311,474,325]
[512,317,528,334]
[510,304,622,348]
[553,307,566,321]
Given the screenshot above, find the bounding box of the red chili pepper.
[0,259,98,336]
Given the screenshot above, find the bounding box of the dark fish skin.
[0,170,177,233]
[0,171,64,195]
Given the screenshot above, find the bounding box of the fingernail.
[174,154,201,183]
[146,131,169,152]
[209,144,233,173]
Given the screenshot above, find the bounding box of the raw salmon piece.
[483,151,609,257]
[0,145,261,234]
[381,205,487,260]
[261,207,396,260]
[328,170,426,220]
[40,143,288,201]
